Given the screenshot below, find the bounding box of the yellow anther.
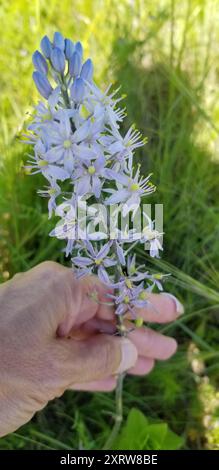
[153,273,163,280]
[38,160,48,167]
[135,317,144,328]
[125,279,132,289]
[138,291,148,301]
[63,139,72,149]
[117,324,127,333]
[130,183,139,191]
[88,165,96,175]
[42,112,52,121]
[48,188,56,195]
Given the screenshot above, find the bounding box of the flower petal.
[92,175,102,198]
[105,189,129,205]
[73,121,90,142]
[97,265,110,284]
[76,175,91,195]
[116,243,126,265]
[64,149,74,174]
[72,256,93,266]
[105,169,128,185]
[45,146,64,163]
[97,241,112,259]
[44,165,69,181]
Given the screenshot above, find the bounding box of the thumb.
[52,334,138,386]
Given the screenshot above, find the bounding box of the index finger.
[94,290,184,324]
[95,292,184,324]
[66,274,184,334]
[134,292,184,324]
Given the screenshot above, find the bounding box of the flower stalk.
[25,32,165,448]
[103,372,125,450]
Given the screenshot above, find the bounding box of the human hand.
[0,261,183,437]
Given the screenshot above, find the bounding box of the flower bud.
[80,58,93,82]
[51,47,65,73]
[70,77,85,103]
[40,35,52,58]
[65,38,74,60]
[33,71,53,99]
[135,317,144,328]
[32,50,48,75]
[69,51,81,77]
[53,32,65,50]
[75,41,83,57]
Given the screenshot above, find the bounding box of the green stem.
[103,372,125,450]
[60,76,76,133]
[97,202,126,449]
[102,241,126,449]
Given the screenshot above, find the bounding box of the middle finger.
[127,326,177,360]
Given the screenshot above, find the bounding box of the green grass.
[0,0,219,450]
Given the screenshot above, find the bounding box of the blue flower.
[69,51,81,77]
[27,34,162,300]
[53,32,65,50]
[40,35,52,58]
[50,199,107,255]
[72,241,116,282]
[139,212,163,258]
[43,112,75,174]
[26,140,69,182]
[109,283,151,316]
[37,181,61,218]
[32,50,48,75]
[75,41,83,56]
[50,200,78,256]
[85,81,126,128]
[102,125,146,172]
[80,58,93,82]
[74,154,107,198]
[70,77,85,103]
[64,38,74,60]
[32,71,53,99]
[50,47,65,73]
[105,167,155,215]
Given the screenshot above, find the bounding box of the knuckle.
[38,263,72,298]
[53,269,74,306]
[59,267,74,285]
[39,261,63,276]
[12,272,23,281]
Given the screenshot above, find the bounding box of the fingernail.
[116,338,138,374]
[161,293,184,315]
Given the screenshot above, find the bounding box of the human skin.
[0,261,183,437]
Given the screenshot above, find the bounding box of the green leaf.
[113,408,183,450]
[113,408,149,450]
[162,428,184,450]
[147,423,183,450]
[146,423,168,449]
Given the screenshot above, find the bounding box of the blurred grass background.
[0,0,219,450]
